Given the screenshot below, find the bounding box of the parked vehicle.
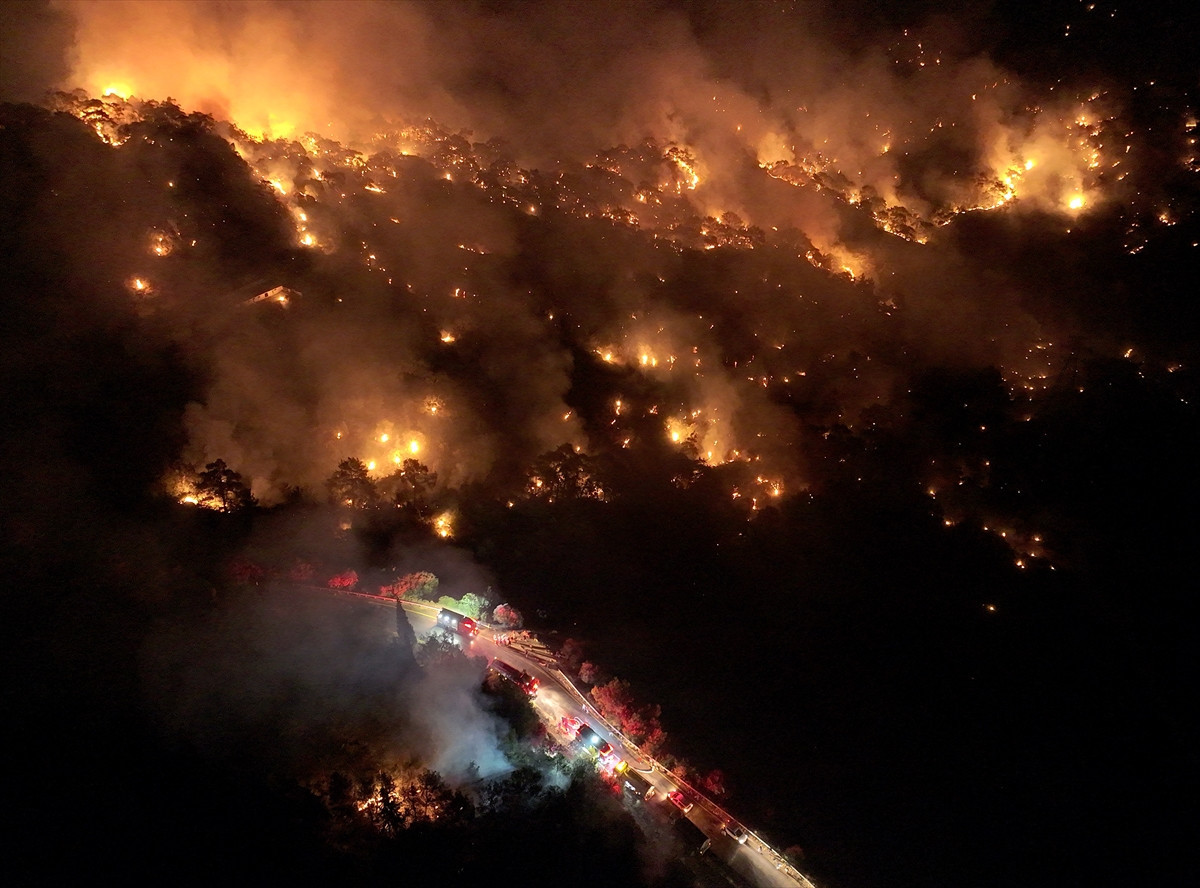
[667,790,693,814]
[620,767,656,800]
[488,658,539,696]
[722,822,748,844]
[437,608,479,639]
[575,722,613,757]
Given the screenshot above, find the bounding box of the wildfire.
[148,229,174,257]
[433,512,454,538]
[37,80,1186,529]
[169,472,219,510]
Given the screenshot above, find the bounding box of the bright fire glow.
[433,512,454,538]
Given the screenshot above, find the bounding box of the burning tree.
[356,770,472,834]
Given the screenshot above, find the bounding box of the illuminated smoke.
[5,1,1192,508]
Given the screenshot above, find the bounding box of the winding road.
[374,597,817,888]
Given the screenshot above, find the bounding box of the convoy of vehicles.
[406,597,770,868]
[437,614,715,830]
[429,611,744,854]
[488,658,540,697]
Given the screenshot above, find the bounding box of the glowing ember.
[127,276,152,295]
[148,230,174,256]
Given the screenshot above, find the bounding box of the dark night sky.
[1,2,1196,886]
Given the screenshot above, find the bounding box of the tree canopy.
[196,459,255,511]
[327,457,379,508]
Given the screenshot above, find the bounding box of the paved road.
[346,593,812,888]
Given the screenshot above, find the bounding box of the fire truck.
[488,658,540,697]
[559,716,622,771]
[437,608,479,639]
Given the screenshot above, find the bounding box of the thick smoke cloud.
[141,587,510,782]
[1,2,1193,504]
[16,1,1132,208]
[0,1,73,103]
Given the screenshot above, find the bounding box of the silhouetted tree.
[395,599,418,658]
[558,637,585,672]
[527,444,607,501]
[388,458,437,511]
[196,459,255,511]
[416,630,464,668]
[327,457,378,508]
[482,765,545,813]
[375,772,403,835]
[326,771,354,815]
